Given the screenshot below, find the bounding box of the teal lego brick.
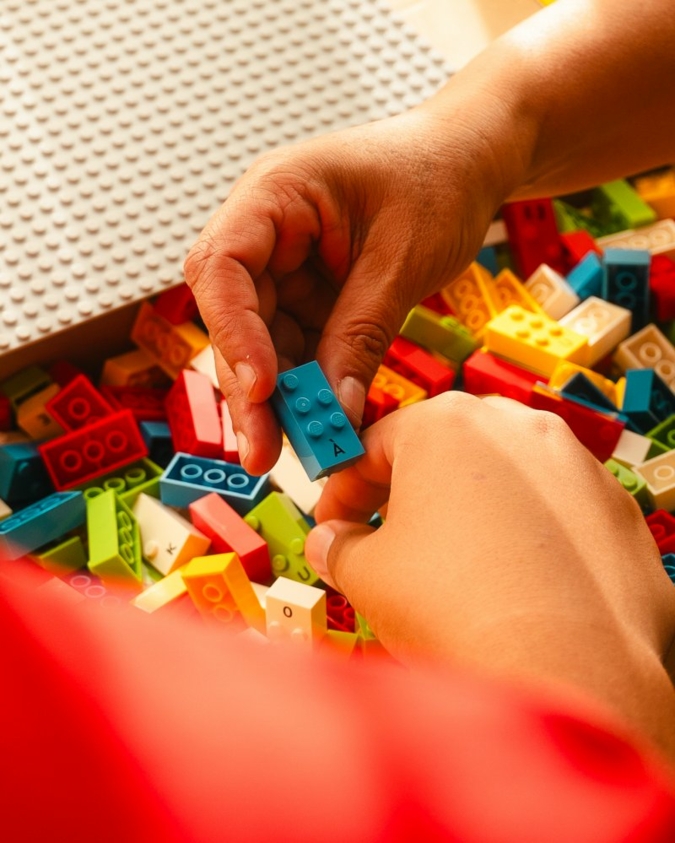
[270,362,365,482]
[0,491,85,560]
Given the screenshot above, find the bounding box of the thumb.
[305,520,380,604]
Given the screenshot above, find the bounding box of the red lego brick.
[220,399,239,464]
[0,394,11,431]
[501,199,566,278]
[384,336,455,397]
[559,230,601,271]
[420,292,454,316]
[645,510,675,555]
[153,284,199,325]
[462,350,541,405]
[188,492,271,584]
[649,255,675,322]
[100,386,169,422]
[38,410,148,490]
[165,369,221,458]
[326,592,356,633]
[46,375,114,431]
[529,386,624,463]
[47,360,84,387]
[362,383,399,429]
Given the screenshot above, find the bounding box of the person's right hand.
[183,92,523,475]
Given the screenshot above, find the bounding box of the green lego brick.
[646,414,675,452]
[32,535,88,576]
[401,306,479,364]
[552,200,618,238]
[592,180,657,231]
[0,366,52,411]
[76,458,162,507]
[604,459,649,509]
[244,491,318,585]
[355,611,377,640]
[86,488,142,585]
[646,438,671,460]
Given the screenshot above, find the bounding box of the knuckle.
[183,237,218,291]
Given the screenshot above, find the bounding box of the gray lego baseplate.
[0,0,449,361]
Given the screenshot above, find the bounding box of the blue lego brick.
[0,491,86,560]
[476,246,499,276]
[621,368,675,434]
[602,248,650,332]
[661,554,675,585]
[160,452,270,513]
[560,373,618,413]
[0,441,54,507]
[140,420,174,468]
[270,361,365,481]
[566,252,603,300]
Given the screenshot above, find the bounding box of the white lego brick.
[132,492,211,576]
[559,296,632,366]
[613,323,675,390]
[597,219,675,258]
[265,577,327,650]
[189,345,220,391]
[0,0,450,358]
[270,439,327,516]
[635,451,675,511]
[524,264,580,320]
[611,429,654,469]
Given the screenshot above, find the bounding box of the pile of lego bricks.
[2,171,675,657]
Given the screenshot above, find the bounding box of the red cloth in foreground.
[1,560,674,843]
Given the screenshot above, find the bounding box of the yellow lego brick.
[371,364,426,407]
[440,262,496,338]
[131,301,210,380]
[182,552,265,633]
[634,169,675,220]
[482,269,543,316]
[100,348,169,388]
[548,361,620,407]
[613,324,675,390]
[484,305,589,378]
[132,566,188,614]
[16,383,65,440]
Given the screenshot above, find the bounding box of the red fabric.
[1,560,674,843]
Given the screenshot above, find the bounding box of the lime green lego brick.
[0,366,52,411]
[604,459,649,509]
[244,491,318,585]
[86,489,142,584]
[32,535,88,576]
[552,200,618,238]
[401,305,480,364]
[592,180,658,231]
[77,458,163,507]
[646,438,670,460]
[355,612,377,640]
[646,414,675,453]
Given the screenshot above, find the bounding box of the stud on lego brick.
[133,492,211,576]
[524,264,579,320]
[45,375,114,431]
[265,577,327,650]
[160,452,270,513]
[165,369,222,458]
[270,361,365,482]
[86,489,142,589]
[188,492,271,584]
[0,491,86,561]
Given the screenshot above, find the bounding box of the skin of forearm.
[420,0,675,202]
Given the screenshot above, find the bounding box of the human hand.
[305,393,675,759]
[184,96,520,475]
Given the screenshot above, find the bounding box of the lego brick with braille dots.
[383,336,455,397]
[400,306,480,366]
[100,349,170,390]
[621,369,675,434]
[524,264,580,320]
[461,350,541,405]
[245,492,318,586]
[559,297,632,367]
[602,248,651,332]
[484,305,589,378]
[604,459,650,509]
[45,375,114,432]
[597,219,675,259]
[131,302,211,381]
[86,489,143,589]
[271,362,365,482]
[15,383,65,440]
[613,324,675,390]
[132,492,211,577]
[160,452,270,513]
[182,552,266,634]
[38,409,148,491]
[635,451,675,512]
[501,199,567,278]
[0,0,448,358]
[100,386,169,423]
[634,168,675,219]
[0,491,86,561]
[565,252,604,301]
[591,179,657,231]
[265,577,327,651]
[165,369,222,459]
[0,441,54,508]
[188,493,271,584]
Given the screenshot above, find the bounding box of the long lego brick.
[45,374,113,431]
[38,410,148,491]
[501,198,566,278]
[100,386,169,422]
[383,336,455,397]
[461,350,541,404]
[165,369,222,458]
[0,491,86,560]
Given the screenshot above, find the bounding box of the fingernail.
[307,523,336,580]
[235,362,257,399]
[236,431,249,466]
[338,376,366,425]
